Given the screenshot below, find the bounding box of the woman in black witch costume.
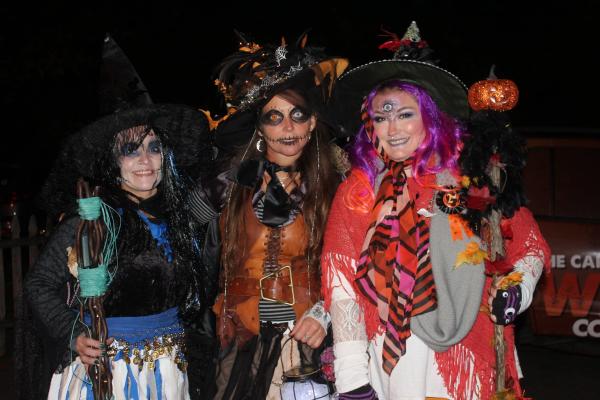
[189,32,348,399]
[24,104,215,399]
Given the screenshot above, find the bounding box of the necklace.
[276,171,299,191]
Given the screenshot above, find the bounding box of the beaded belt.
[88,307,187,371]
[106,332,186,372]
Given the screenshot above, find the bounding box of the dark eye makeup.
[119,139,162,157]
[259,106,310,126]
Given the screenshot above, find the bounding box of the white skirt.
[368,333,523,400]
[368,333,450,400]
[47,351,189,400]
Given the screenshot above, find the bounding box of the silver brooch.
[275,45,288,67]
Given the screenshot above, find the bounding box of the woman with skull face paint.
[321,22,550,400]
[25,105,216,399]
[188,32,348,399]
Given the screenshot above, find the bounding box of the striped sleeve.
[188,185,218,225]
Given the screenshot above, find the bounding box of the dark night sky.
[2,1,599,205]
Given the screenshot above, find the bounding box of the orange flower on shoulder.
[455,241,488,268]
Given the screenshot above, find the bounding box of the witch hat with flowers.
[332,21,469,138]
[209,30,348,150]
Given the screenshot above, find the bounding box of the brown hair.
[221,91,340,280]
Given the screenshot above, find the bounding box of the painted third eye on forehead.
[372,99,417,123]
[259,106,311,126]
[374,98,406,114]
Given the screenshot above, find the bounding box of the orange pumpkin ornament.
[468,65,519,112]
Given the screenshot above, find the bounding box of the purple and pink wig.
[347,80,465,187]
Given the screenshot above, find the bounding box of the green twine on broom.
[76,197,121,297]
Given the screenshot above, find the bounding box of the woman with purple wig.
[321,22,550,399]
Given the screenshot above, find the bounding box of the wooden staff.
[493,275,506,394]
[488,160,506,396]
[75,178,112,399]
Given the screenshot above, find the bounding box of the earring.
[256,137,266,152]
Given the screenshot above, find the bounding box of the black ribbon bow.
[235,159,295,227]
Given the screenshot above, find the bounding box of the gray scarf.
[410,171,486,351]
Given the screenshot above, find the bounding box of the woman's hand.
[290,316,326,348]
[74,334,114,366]
[488,281,522,325]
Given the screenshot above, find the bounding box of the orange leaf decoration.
[239,42,261,53]
[199,108,236,131]
[497,271,523,290]
[468,65,519,112]
[455,241,488,268]
[312,58,349,97]
[460,175,471,188]
[448,214,474,241]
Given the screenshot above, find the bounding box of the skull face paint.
[258,94,316,166]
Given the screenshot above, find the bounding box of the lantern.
[280,366,332,400]
[468,65,519,112]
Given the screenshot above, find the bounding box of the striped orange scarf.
[355,100,437,374]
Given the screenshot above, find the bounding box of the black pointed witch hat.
[40,35,211,217]
[212,31,348,149]
[98,34,153,115]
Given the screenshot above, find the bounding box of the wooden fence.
[0,215,48,356]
